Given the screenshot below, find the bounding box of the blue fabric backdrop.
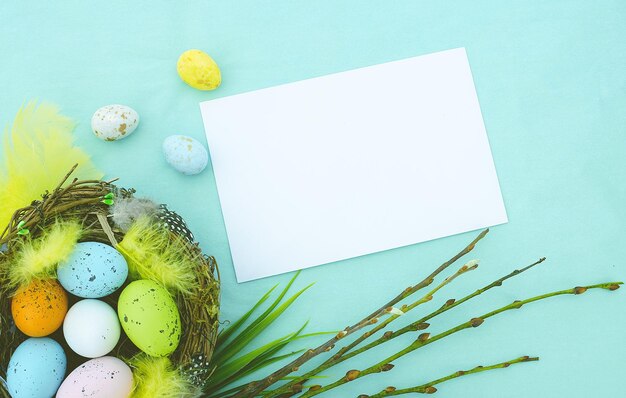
[1,1,624,396]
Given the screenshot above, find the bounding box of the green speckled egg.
[117,280,181,357]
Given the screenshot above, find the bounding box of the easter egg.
[11,279,68,337]
[91,104,139,141]
[118,280,181,357]
[57,241,129,298]
[7,337,67,398]
[177,49,221,91]
[56,356,133,398]
[63,299,121,358]
[163,135,209,175]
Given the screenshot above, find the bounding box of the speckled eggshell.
[56,356,133,398]
[91,104,139,141]
[177,49,221,91]
[163,135,209,175]
[118,280,181,357]
[57,242,129,298]
[63,299,121,358]
[7,337,67,398]
[11,279,68,337]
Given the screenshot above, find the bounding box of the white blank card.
[201,48,507,282]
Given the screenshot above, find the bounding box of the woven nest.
[0,167,220,397]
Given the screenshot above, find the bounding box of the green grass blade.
[210,322,308,388]
[213,272,301,361]
[206,383,246,398]
[243,271,301,333]
[209,333,294,387]
[205,354,295,398]
[219,330,336,395]
[234,322,311,379]
[213,281,314,367]
[207,347,304,397]
[240,349,305,379]
[206,355,327,398]
[216,284,278,347]
[293,331,338,340]
[206,323,309,395]
[281,375,329,380]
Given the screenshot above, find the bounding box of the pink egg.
[56,356,133,398]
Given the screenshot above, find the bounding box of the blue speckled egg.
[57,242,128,298]
[162,135,209,175]
[7,337,67,398]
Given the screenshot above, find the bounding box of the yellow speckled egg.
[11,279,68,337]
[177,49,221,91]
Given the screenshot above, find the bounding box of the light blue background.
[1,1,624,396]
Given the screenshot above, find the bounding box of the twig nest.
[0,170,220,398]
[163,135,209,175]
[91,104,139,141]
[177,49,221,91]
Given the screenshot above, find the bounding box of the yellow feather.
[0,102,103,229]
[5,219,82,290]
[117,216,200,295]
[129,355,201,398]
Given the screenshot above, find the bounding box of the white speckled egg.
[56,356,133,398]
[63,299,121,358]
[57,242,129,298]
[91,104,139,141]
[162,135,209,175]
[7,337,67,398]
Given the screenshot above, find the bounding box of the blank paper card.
[201,48,507,282]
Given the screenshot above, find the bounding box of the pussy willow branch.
[299,282,622,397]
[337,258,547,364]
[360,355,539,397]
[265,262,479,397]
[345,261,479,355]
[266,257,545,397]
[231,229,490,398]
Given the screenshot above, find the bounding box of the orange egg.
[11,279,68,337]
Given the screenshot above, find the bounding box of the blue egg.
[162,135,209,175]
[7,337,67,398]
[57,242,129,298]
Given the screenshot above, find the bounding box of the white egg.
[63,299,121,358]
[91,104,139,141]
[56,357,133,398]
[162,135,209,175]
